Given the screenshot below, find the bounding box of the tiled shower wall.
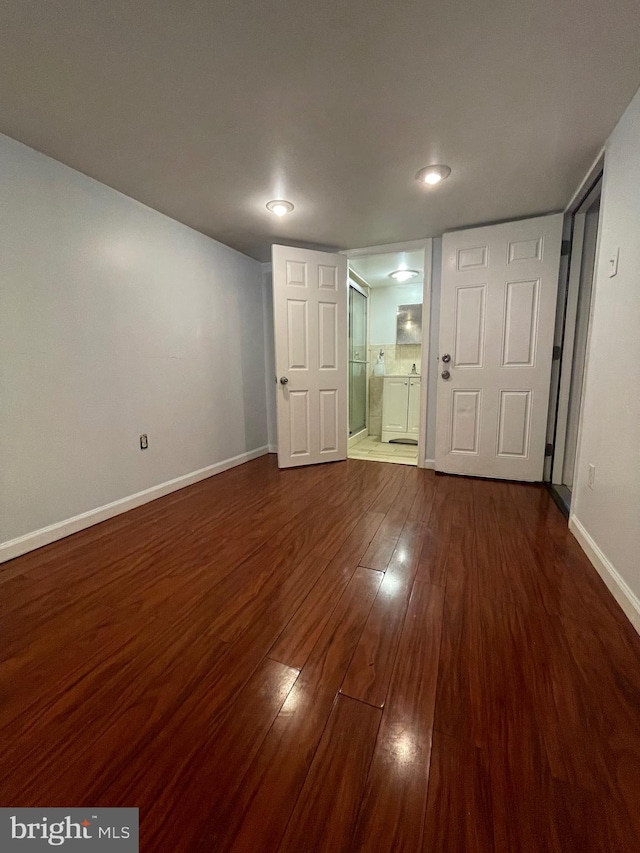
[368,344,422,438]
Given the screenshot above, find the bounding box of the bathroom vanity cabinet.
[381,375,421,443]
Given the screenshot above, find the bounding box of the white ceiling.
[350,251,425,288]
[1,0,639,261]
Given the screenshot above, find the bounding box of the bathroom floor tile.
[348,436,418,467]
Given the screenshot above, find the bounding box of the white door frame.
[551,176,602,487]
[545,152,604,485]
[341,239,433,469]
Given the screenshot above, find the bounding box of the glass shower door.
[349,285,368,436]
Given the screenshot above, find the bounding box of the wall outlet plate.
[140,434,148,450]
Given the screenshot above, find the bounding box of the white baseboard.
[422,458,436,470]
[569,514,640,635]
[0,445,270,565]
[268,444,278,454]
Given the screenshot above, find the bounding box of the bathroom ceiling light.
[266,199,294,216]
[415,165,451,186]
[389,269,419,282]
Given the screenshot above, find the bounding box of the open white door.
[272,245,348,468]
[435,214,563,481]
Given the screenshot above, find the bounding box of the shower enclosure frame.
[348,277,369,441]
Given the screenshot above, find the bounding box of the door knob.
[441,370,451,380]
[280,376,289,385]
[442,353,451,363]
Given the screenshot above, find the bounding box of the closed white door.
[272,245,348,468]
[435,214,563,481]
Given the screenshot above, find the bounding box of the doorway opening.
[549,176,602,515]
[345,244,430,467]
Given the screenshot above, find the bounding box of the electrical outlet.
[588,463,595,490]
[140,434,148,450]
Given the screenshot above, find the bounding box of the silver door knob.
[441,370,451,380]
[442,353,451,363]
[279,376,289,385]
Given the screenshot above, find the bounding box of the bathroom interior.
[347,249,425,466]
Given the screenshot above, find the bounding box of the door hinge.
[545,442,554,457]
[552,345,562,361]
[561,240,571,256]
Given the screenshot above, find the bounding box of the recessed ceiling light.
[389,269,419,282]
[266,199,294,216]
[415,165,451,186]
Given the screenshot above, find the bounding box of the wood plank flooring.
[1,454,640,851]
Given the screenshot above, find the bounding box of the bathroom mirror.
[396,303,423,344]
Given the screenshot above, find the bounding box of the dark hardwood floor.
[2,455,640,851]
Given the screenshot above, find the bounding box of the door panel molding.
[453,284,486,368]
[450,390,481,454]
[501,279,539,367]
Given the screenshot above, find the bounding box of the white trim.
[564,151,605,214]
[552,213,586,485]
[569,515,640,636]
[348,276,369,298]
[341,238,431,259]
[552,180,602,488]
[423,458,435,470]
[418,240,433,469]
[268,444,278,454]
[575,179,603,216]
[0,446,270,564]
[544,212,573,483]
[569,155,611,527]
[551,171,604,483]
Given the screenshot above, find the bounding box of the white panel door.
[435,214,562,481]
[273,245,348,468]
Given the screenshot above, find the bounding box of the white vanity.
[381,375,421,443]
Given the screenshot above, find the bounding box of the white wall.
[0,133,268,558]
[369,282,424,345]
[570,87,640,631]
